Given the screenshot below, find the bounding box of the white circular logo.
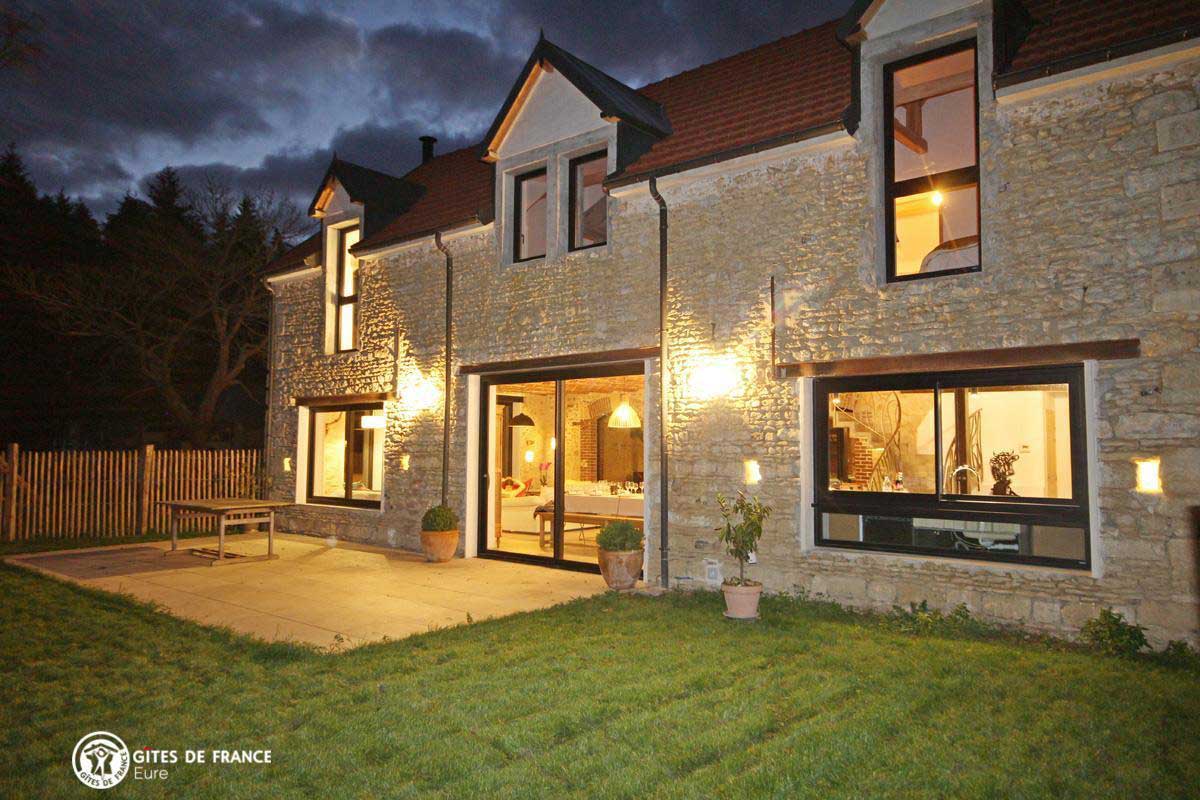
[72,731,130,789]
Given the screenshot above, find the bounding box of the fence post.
[137,444,155,535]
[4,443,18,541]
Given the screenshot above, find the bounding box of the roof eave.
[604,120,847,189]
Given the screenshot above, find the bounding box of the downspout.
[434,231,452,507]
[263,280,276,499]
[648,177,669,588]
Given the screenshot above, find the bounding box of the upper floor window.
[884,41,979,282]
[513,167,547,261]
[568,150,607,251]
[335,226,360,351]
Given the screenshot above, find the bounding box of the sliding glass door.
[478,363,646,571]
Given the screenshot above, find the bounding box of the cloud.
[2,0,852,212]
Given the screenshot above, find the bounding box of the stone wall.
[265,47,1199,645]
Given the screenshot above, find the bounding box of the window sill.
[803,544,1098,579]
[299,501,383,514]
[883,265,982,285]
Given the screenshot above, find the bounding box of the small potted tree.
[716,492,771,619]
[420,505,459,562]
[596,520,644,591]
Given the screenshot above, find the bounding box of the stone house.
[263,0,1200,645]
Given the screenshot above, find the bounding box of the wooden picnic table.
[160,498,291,566]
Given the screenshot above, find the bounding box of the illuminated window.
[334,226,360,351]
[815,366,1090,568]
[885,41,979,281]
[307,404,384,508]
[568,151,607,251]
[513,167,547,261]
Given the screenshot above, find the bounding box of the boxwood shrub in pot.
[596,520,644,591]
[419,505,459,562]
[716,492,771,619]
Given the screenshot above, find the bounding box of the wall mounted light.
[283,457,292,473]
[359,414,386,429]
[550,436,557,450]
[400,454,411,471]
[688,356,740,400]
[1134,457,1162,494]
[524,449,535,463]
[743,459,762,485]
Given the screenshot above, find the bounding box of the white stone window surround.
[292,403,388,514]
[795,363,1104,579]
[858,4,994,287]
[496,127,618,266]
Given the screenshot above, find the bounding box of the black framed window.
[334,225,361,351]
[512,168,547,262]
[814,365,1090,568]
[568,150,607,251]
[307,403,384,508]
[884,40,980,282]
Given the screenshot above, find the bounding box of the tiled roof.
[612,21,852,183]
[354,145,494,254]
[1003,0,1200,78]
[265,231,320,277]
[320,2,1199,256]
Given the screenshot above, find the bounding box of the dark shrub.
[1080,608,1148,658]
[421,506,458,532]
[596,521,643,552]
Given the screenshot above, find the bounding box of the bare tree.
[6,171,305,445]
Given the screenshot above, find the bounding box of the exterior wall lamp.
[1133,457,1162,494]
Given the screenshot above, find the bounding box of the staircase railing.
[834,391,903,491]
[943,409,983,494]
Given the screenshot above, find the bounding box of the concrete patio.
[6,532,606,648]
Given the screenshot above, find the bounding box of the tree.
[5,166,304,446]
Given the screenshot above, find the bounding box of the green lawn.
[1,563,1197,799]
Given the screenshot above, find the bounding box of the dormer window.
[568,150,607,251]
[513,168,548,261]
[335,225,360,351]
[884,41,979,282]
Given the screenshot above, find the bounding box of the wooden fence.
[0,445,262,541]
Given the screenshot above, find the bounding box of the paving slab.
[7,532,606,648]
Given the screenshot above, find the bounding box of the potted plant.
[420,505,459,562]
[596,520,644,591]
[716,491,771,619]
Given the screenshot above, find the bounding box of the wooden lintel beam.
[778,339,1141,378]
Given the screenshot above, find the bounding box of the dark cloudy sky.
[1,1,852,215]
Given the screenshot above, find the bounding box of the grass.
[1,565,1198,799]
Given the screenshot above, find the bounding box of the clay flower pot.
[722,581,763,620]
[420,529,459,562]
[598,548,642,591]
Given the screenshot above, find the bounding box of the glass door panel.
[489,379,556,559]
[560,374,645,566]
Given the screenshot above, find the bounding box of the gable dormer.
[307,158,419,352]
[481,36,671,264]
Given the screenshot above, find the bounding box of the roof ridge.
[635,16,842,95]
[333,156,408,183]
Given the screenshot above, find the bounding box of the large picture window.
[307,404,384,508]
[568,150,607,251]
[884,41,979,281]
[814,365,1089,568]
[513,167,547,262]
[335,226,361,351]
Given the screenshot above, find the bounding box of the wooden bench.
[534,509,643,548]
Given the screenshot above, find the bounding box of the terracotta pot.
[722,582,763,620]
[420,529,459,562]
[598,548,643,591]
